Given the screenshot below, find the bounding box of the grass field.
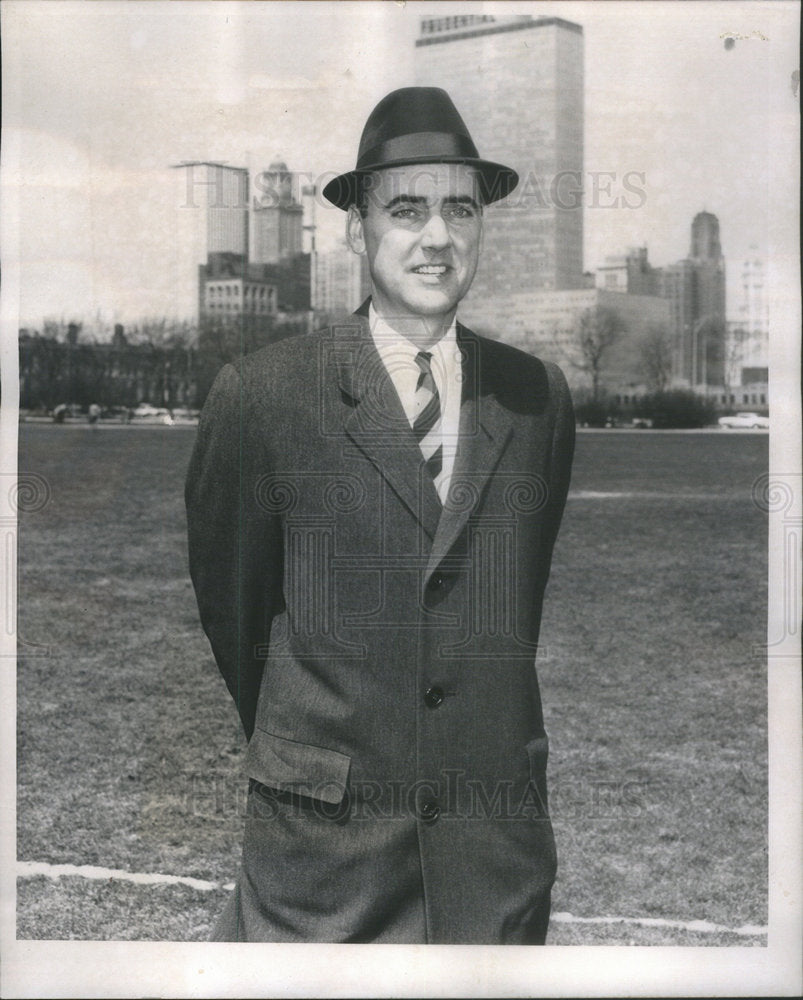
[16,424,768,944]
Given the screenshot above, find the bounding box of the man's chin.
[404,288,462,317]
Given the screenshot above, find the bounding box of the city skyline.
[2,0,798,328]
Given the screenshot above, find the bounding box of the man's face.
[347,163,483,326]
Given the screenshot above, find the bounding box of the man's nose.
[420,212,451,251]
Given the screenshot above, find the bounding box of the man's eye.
[448,204,475,219]
[391,206,418,219]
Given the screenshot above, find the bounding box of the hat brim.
[322,157,519,211]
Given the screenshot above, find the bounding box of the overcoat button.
[429,572,445,590]
[424,686,445,708]
[419,800,440,823]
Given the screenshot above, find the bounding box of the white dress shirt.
[369,305,463,504]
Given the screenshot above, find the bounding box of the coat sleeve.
[542,362,575,565]
[185,363,284,739]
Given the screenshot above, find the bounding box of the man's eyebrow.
[381,194,481,211]
[382,194,428,210]
[443,195,481,210]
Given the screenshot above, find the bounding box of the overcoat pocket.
[245,729,351,804]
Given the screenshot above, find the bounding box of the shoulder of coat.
[234,328,324,378]
[458,326,572,412]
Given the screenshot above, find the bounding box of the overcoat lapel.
[334,314,443,540]
[424,327,515,582]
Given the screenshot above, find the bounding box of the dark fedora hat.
[322,87,519,210]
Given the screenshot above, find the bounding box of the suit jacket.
[185,306,575,944]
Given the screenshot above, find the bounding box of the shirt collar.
[369,303,457,365]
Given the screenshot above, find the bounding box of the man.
[186,87,575,944]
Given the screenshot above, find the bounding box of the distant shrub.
[633,390,717,429]
[574,399,620,428]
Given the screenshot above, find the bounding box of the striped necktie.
[413,351,443,483]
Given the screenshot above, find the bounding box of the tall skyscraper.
[251,159,304,264]
[312,243,371,315]
[171,162,249,321]
[689,211,726,324]
[646,213,727,387]
[736,251,768,376]
[658,260,697,386]
[301,184,318,254]
[686,211,726,386]
[414,14,584,331]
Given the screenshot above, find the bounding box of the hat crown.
[357,87,479,167]
[322,85,518,210]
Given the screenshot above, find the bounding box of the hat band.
[356,131,480,170]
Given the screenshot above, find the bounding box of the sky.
[1,0,799,328]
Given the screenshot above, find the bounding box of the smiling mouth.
[411,264,450,276]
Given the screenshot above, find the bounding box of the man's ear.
[346,206,366,254]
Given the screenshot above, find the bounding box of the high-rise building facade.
[684,211,727,387]
[312,244,371,316]
[251,159,304,264]
[737,252,768,374]
[658,259,696,385]
[688,211,726,325]
[171,162,249,321]
[414,14,584,332]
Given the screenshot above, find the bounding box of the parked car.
[170,407,200,424]
[717,412,770,430]
[133,403,174,425]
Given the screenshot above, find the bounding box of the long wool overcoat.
[185,305,575,944]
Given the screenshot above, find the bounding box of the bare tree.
[124,317,196,348]
[639,323,674,392]
[569,306,627,401]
